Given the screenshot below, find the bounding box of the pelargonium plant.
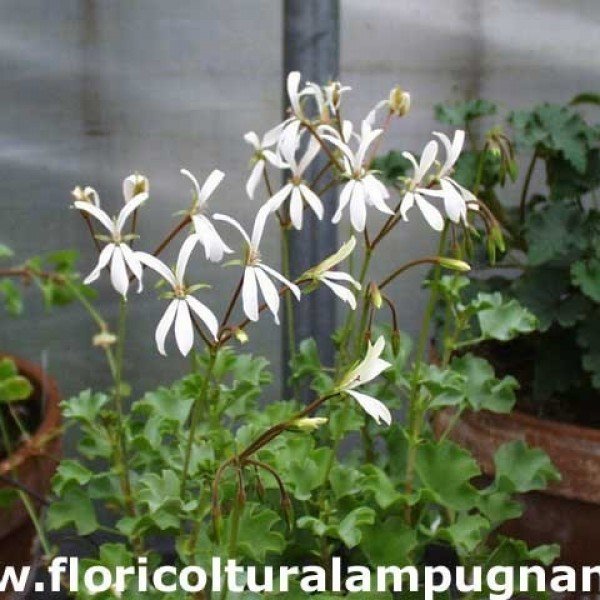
[35,73,563,599]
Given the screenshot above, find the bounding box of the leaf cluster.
[433,96,600,418]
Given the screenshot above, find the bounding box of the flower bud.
[369,282,383,309]
[234,328,249,344]
[288,417,328,432]
[438,257,471,272]
[389,87,411,117]
[71,185,99,206]
[122,173,149,203]
[93,330,117,349]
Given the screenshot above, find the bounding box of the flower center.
[246,246,261,266]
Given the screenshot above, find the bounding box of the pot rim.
[472,407,600,442]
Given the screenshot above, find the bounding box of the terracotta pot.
[0,354,62,593]
[434,408,600,569]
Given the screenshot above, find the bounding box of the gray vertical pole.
[283,0,340,394]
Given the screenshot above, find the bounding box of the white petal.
[349,182,367,232]
[362,175,393,215]
[365,99,387,127]
[242,266,259,322]
[246,160,265,200]
[287,71,302,116]
[262,122,286,148]
[110,246,129,298]
[263,149,287,169]
[298,137,321,175]
[243,131,261,150]
[400,191,415,221]
[299,184,324,220]
[266,183,293,213]
[417,141,439,181]
[174,300,194,356]
[213,213,250,245]
[367,172,390,198]
[155,299,178,356]
[254,266,281,324]
[115,192,149,233]
[415,193,445,232]
[120,243,143,293]
[198,169,225,205]
[280,119,302,156]
[73,201,114,234]
[192,215,233,262]
[323,270,360,289]
[122,175,136,203]
[439,179,466,223]
[136,252,177,288]
[347,390,392,426]
[175,235,199,283]
[289,186,304,230]
[322,278,357,310]
[356,357,392,386]
[332,180,355,224]
[186,295,219,340]
[250,203,271,249]
[181,168,201,198]
[258,263,301,300]
[402,151,420,175]
[83,243,115,285]
[318,133,355,166]
[356,126,382,168]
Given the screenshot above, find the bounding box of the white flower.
[321,120,394,231]
[265,134,323,230]
[181,169,233,263]
[122,173,149,203]
[74,192,148,298]
[213,208,301,324]
[244,125,287,199]
[400,140,445,231]
[304,237,360,309]
[416,130,469,224]
[136,236,219,356]
[337,336,392,425]
[280,71,332,148]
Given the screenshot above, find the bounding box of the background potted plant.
[0,246,87,592]
[385,93,600,569]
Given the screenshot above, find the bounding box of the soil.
[0,397,42,461]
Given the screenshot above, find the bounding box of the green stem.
[472,149,486,196]
[220,495,243,600]
[0,413,51,556]
[404,225,448,521]
[280,226,296,362]
[180,349,218,498]
[519,151,538,224]
[337,249,372,368]
[113,299,136,521]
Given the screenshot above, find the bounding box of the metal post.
[283,0,340,393]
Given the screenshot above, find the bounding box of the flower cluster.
[71,71,473,425]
